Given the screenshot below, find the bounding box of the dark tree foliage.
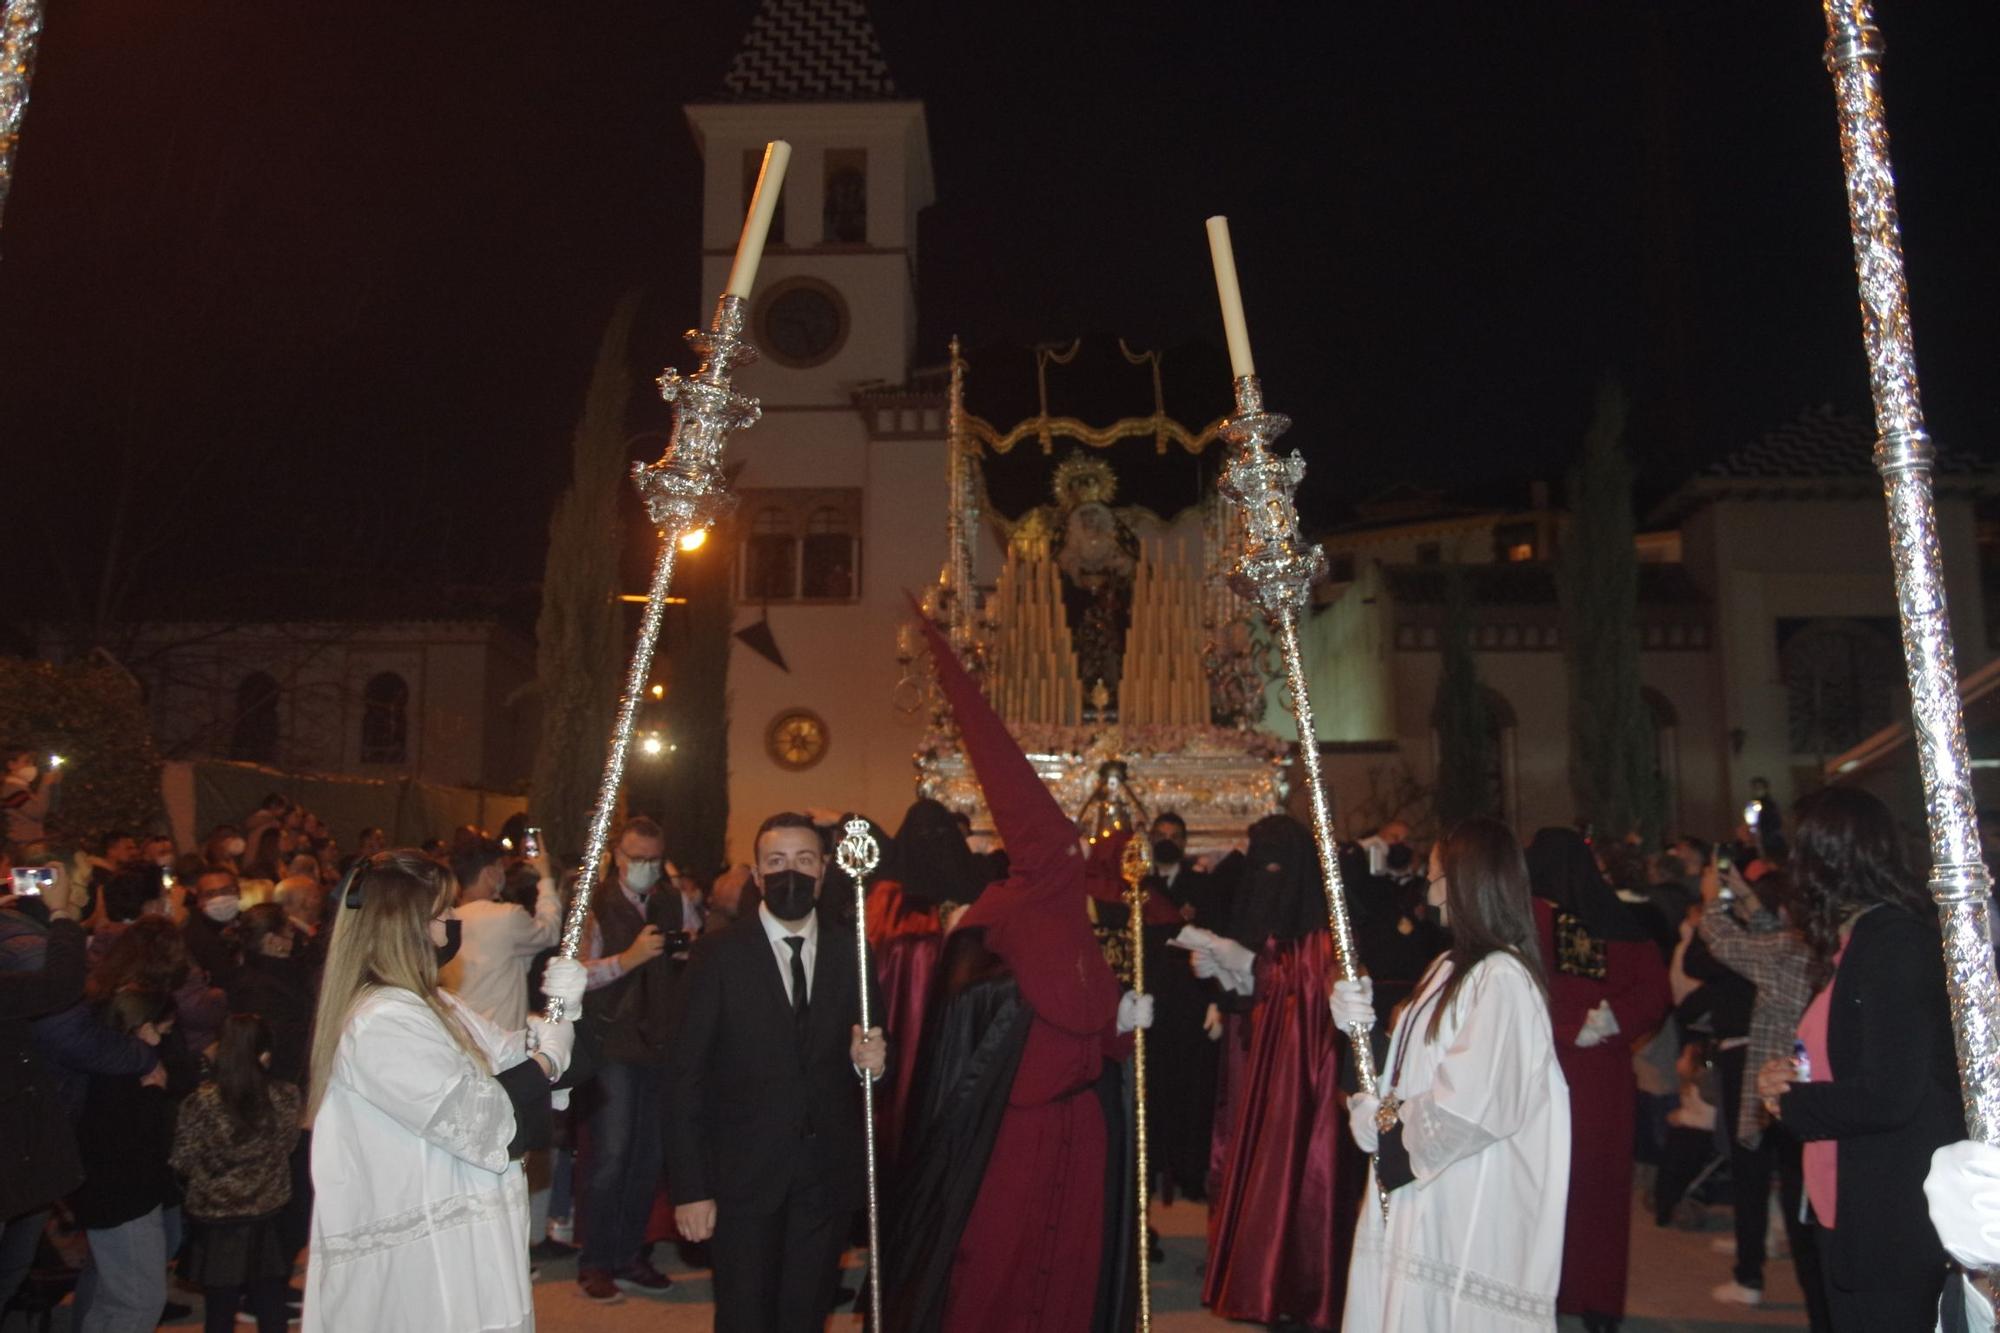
[1558,384,1665,845]
[639,539,733,880]
[1433,570,1496,829]
[0,658,162,846]
[527,297,636,865]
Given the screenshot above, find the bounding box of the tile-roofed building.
[1652,403,1995,524]
[719,0,899,103]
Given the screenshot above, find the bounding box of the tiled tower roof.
[720,0,899,102]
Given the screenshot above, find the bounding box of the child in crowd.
[171,1012,302,1333]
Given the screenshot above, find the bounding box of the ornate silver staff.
[546,140,792,1020]
[1818,4,2000,1142]
[0,0,46,238]
[1204,216,1388,1220]
[835,817,886,1330]
[1120,834,1154,1333]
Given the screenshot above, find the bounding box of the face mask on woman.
[202,895,242,923]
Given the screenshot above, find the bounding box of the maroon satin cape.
[866,880,943,1170]
[919,613,1128,1333]
[1202,931,1361,1331]
[1534,897,1670,1319]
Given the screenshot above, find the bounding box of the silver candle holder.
[546,294,760,1019]
[1217,373,1387,1217]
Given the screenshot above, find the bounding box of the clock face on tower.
[755,279,848,368]
[765,708,830,770]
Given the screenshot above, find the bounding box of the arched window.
[801,505,858,600]
[231,671,280,765]
[823,149,867,243]
[360,672,410,764]
[742,506,798,601]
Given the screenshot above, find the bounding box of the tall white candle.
[724,140,793,300]
[1204,215,1257,379]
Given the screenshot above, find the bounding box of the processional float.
[1816,2,2000,1148]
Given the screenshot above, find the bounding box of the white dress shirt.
[758,901,819,1004]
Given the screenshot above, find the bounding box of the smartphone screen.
[523,827,543,860]
[10,867,45,896]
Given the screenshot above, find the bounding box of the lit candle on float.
[1204,215,1257,379]
[724,140,794,299]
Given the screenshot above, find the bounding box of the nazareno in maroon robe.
[1533,894,1669,1320]
[919,613,1129,1333]
[866,881,942,1170]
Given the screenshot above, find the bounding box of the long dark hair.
[1426,816,1550,1043]
[213,1012,278,1141]
[1789,786,1930,984]
[86,916,191,1002]
[243,825,285,882]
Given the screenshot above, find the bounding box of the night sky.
[3,2,1996,631]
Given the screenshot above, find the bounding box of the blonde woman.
[303,851,585,1333]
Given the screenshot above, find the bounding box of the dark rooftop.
[718,0,900,103]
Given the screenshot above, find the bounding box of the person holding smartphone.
[1,747,62,846]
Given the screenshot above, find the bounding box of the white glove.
[542,958,587,1012]
[1330,977,1377,1033]
[1348,1092,1381,1154]
[1575,1000,1622,1049]
[1208,934,1256,978]
[1926,1140,2000,1269]
[551,1088,572,1113]
[1117,991,1155,1034]
[527,1016,575,1080]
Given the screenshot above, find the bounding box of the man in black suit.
[665,811,886,1333]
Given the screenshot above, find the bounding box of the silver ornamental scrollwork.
[1820,0,2000,1147]
[0,0,46,238]
[836,817,882,880]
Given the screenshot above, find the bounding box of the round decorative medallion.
[754,278,848,368]
[765,708,829,771]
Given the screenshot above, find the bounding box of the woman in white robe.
[1334,816,1571,1332]
[302,850,583,1333]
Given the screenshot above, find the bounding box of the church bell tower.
[685,0,945,856]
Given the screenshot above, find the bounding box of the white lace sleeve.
[336,993,517,1174]
[1399,956,1550,1182]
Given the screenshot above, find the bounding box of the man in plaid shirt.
[1698,861,1823,1317]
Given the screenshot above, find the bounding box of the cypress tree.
[1433,569,1496,828]
[646,536,733,878]
[1558,383,1665,844]
[528,297,637,864]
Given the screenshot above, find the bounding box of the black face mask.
[1151,839,1184,868]
[434,917,462,967]
[762,870,817,922]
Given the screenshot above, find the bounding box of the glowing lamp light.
[650,683,665,700]
[678,528,708,553]
[640,734,665,758]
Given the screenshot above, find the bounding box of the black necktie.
[784,935,810,1042]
